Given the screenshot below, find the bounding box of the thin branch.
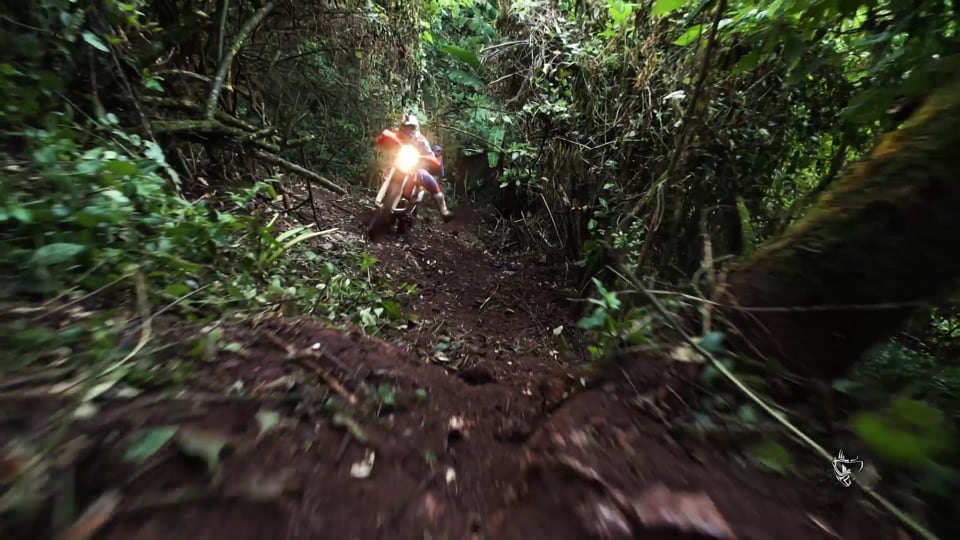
[614,264,939,540]
[645,290,936,313]
[621,0,727,239]
[150,119,281,153]
[205,2,276,119]
[216,0,230,61]
[253,150,347,194]
[143,96,260,132]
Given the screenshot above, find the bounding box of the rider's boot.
[433,192,454,222]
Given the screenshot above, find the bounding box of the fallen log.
[715,74,960,379]
[253,150,346,195]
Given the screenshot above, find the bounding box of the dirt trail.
[40,187,895,540]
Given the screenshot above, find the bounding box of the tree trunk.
[717,75,960,380]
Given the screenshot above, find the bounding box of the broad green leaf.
[851,412,930,467]
[732,51,763,74]
[144,77,164,92]
[101,189,130,205]
[381,300,402,319]
[10,207,32,223]
[81,31,109,52]
[164,283,192,297]
[673,24,703,46]
[578,306,607,330]
[487,151,501,168]
[437,44,481,70]
[608,1,635,25]
[31,243,85,265]
[448,69,484,90]
[750,440,794,473]
[487,126,505,167]
[143,141,167,164]
[653,0,686,17]
[837,0,863,17]
[33,146,57,166]
[889,397,943,433]
[124,426,178,463]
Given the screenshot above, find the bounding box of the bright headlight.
[395,145,420,173]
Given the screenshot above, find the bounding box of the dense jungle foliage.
[3,0,960,538]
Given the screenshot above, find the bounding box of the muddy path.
[13,186,895,540]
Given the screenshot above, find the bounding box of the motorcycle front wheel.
[397,211,414,235]
[367,180,404,240]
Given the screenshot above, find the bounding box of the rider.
[394,111,454,222]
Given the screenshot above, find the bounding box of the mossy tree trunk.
[717,76,960,380]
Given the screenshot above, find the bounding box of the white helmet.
[401,110,420,130]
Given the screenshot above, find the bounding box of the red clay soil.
[16,186,898,540]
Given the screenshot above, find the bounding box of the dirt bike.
[367,130,443,238]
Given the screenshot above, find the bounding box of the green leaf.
[124,426,178,463]
[437,44,481,70]
[732,51,763,74]
[735,196,755,254]
[164,283,192,297]
[750,440,794,473]
[578,306,607,330]
[175,428,230,472]
[143,141,167,164]
[31,243,86,265]
[673,24,703,46]
[737,404,759,425]
[10,207,32,223]
[377,384,396,406]
[144,77,164,92]
[487,151,501,168]
[448,69,484,90]
[851,412,930,467]
[653,0,686,17]
[841,87,897,123]
[698,331,725,353]
[381,300,402,319]
[81,31,109,52]
[890,397,943,433]
[255,409,282,437]
[33,146,57,166]
[831,378,860,394]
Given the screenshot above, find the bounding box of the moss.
[719,75,960,378]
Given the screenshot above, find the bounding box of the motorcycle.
[367,129,443,238]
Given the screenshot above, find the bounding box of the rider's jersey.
[404,132,434,158]
[376,129,440,178]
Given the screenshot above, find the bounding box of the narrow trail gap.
[78,184,891,540]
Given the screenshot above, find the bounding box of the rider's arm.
[416,135,435,157]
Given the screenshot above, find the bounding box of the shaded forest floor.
[6,183,895,540]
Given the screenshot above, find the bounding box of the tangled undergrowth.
[5,0,960,539]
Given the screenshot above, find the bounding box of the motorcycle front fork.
[375,167,394,207]
[376,169,424,210]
